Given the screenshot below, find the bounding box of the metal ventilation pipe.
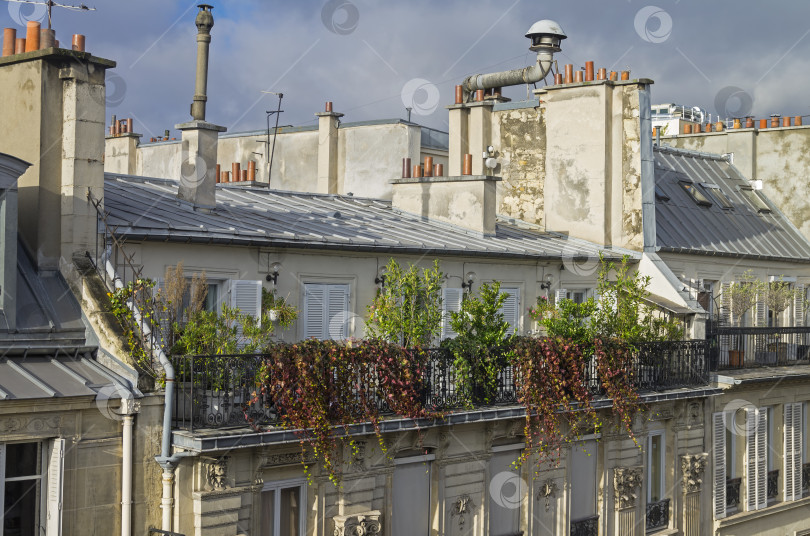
[191,4,215,121]
[462,19,566,97]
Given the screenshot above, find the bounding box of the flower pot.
[729,350,744,367]
[268,309,280,322]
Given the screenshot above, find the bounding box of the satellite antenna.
[2,0,96,30]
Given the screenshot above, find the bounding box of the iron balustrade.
[803,463,810,496]
[172,341,709,431]
[570,515,599,536]
[768,470,779,501]
[645,498,670,532]
[726,478,741,510]
[708,326,810,370]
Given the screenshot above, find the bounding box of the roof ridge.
[654,144,730,162]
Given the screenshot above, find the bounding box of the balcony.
[709,326,810,370]
[172,340,709,431]
[645,498,670,532]
[570,515,598,536]
[726,477,741,511]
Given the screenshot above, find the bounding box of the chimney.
[104,117,142,174]
[315,101,343,194]
[176,4,226,209]
[0,45,114,270]
[391,173,499,235]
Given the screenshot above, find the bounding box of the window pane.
[571,441,597,520]
[5,443,39,479]
[393,462,431,536]
[279,487,300,536]
[726,426,734,478]
[650,435,662,501]
[489,450,522,535]
[260,490,275,536]
[4,479,38,536]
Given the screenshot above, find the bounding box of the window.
[441,287,463,340]
[180,279,220,315]
[654,185,670,202]
[679,181,712,207]
[647,432,665,503]
[785,403,803,501]
[746,407,768,511]
[0,439,63,536]
[713,412,727,518]
[260,479,305,536]
[303,283,350,340]
[739,187,771,213]
[570,441,597,525]
[497,287,521,336]
[489,445,524,535]
[392,455,432,536]
[702,184,734,209]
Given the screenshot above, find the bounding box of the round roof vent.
[525,19,567,53]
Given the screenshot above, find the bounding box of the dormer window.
[679,181,712,207]
[739,186,771,214]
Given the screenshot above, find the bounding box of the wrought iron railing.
[726,478,741,510]
[768,469,779,500]
[708,326,810,370]
[172,340,709,430]
[86,191,167,376]
[645,498,669,532]
[570,515,598,536]
[803,463,810,496]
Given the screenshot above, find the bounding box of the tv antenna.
[260,91,284,185]
[3,0,96,30]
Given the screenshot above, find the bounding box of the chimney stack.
[176,4,226,209]
[315,101,343,194]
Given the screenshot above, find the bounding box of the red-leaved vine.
[594,337,641,443]
[256,339,437,485]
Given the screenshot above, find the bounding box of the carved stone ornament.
[450,494,473,530]
[0,416,62,434]
[681,453,708,494]
[206,456,229,491]
[332,511,382,536]
[613,466,643,510]
[536,478,558,512]
[687,402,703,427]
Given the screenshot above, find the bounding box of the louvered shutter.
[229,280,262,319]
[795,284,806,327]
[713,412,727,518]
[498,288,520,336]
[47,438,65,536]
[785,403,803,501]
[554,289,567,307]
[755,289,767,327]
[326,284,350,340]
[303,284,327,339]
[441,288,463,340]
[721,282,733,326]
[756,409,768,509]
[746,408,758,510]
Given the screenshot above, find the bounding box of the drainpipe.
[102,255,193,532]
[121,413,134,536]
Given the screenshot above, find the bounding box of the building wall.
[172,398,710,536]
[664,126,810,240]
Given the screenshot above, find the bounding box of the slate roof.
[102,174,635,261]
[654,145,810,262]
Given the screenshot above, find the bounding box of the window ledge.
[718,496,810,527]
[647,528,678,536]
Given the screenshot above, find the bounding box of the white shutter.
[498,288,520,336]
[713,412,727,518]
[441,288,463,340]
[721,282,733,326]
[746,408,758,510]
[554,288,567,307]
[326,284,350,340]
[785,403,803,501]
[795,284,806,327]
[47,438,65,536]
[755,290,767,327]
[303,284,326,339]
[229,280,262,319]
[756,409,768,509]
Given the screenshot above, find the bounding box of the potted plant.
[262,288,298,328]
[726,271,763,367]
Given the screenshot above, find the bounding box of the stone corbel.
[681,453,708,494]
[613,466,643,510]
[537,478,558,512]
[332,511,382,536]
[450,494,474,530]
[205,456,229,491]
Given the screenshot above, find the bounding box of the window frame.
[647,430,666,503]
[260,477,307,536]
[679,180,713,207]
[0,441,47,535]
[701,183,735,210]
[738,186,772,214]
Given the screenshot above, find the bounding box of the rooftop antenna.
[261,91,284,184]
[3,0,96,30]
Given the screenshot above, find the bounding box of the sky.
[3,0,810,137]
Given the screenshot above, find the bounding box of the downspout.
[121,413,133,536]
[103,257,193,532]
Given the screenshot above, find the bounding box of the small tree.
[767,277,797,327]
[366,259,444,347]
[727,271,763,327]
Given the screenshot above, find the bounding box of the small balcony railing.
[768,470,779,501]
[709,326,810,370]
[803,463,810,496]
[570,515,598,536]
[645,498,670,532]
[726,477,741,511]
[172,340,709,431]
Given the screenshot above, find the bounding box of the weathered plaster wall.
[493,105,546,225]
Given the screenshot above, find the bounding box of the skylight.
[701,184,734,209]
[739,187,771,213]
[654,185,670,201]
[679,181,712,207]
